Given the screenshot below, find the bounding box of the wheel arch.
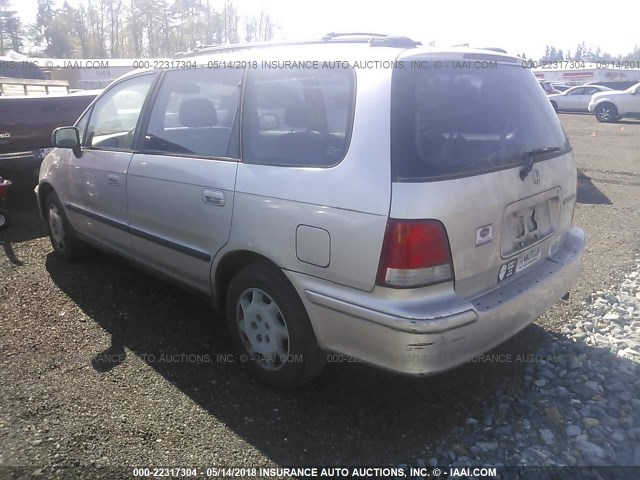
[37,182,55,218]
[213,249,281,312]
[596,100,617,108]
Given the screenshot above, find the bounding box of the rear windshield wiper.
[519,147,561,180]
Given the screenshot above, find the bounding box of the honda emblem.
[531,168,540,184]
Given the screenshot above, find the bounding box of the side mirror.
[258,113,279,131]
[52,126,82,157]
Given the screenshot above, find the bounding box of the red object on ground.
[0,179,12,201]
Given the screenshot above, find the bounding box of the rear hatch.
[389,52,577,298]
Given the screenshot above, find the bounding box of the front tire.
[45,192,84,262]
[550,101,558,113]
[225,261,325,389]
[595,103,618,123]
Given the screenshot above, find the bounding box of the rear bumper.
[287,226,585,375]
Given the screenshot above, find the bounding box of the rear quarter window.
[392,62,571,181]
[242,66,355,167]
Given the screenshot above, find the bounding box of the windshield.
[391,61,571,182]
[626,82,640,93]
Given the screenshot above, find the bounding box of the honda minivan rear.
[296,49,585,379]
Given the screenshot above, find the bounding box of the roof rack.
[321,32,388,41]
[452,44,508,54]
[174,33,420,58]
[319,32,421,48]
[480,47,508,54]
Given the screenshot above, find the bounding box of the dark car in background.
[0,60,98,177]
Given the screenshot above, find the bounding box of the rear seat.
[270,101,325,165]
[162,98,232,157]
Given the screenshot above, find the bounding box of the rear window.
[391,62,571,181]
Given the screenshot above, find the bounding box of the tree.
[244,12,275,43]
[0,0,22,54]
[142,0,170,56]
[244,15,257,43]
[126,0,143,56]
[539,45,563,62]
[22,0,277,58]
[106,0,123,56]
[256,10,275,42]
[222,0,239,44]
[624,45,640,61]
[573,42,585,61]
[30,0,54,52]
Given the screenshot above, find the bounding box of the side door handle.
[202,189,225,206]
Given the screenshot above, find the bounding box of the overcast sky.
[13,0,640,59]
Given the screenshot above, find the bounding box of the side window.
[142,68,242,158]
[569,87,585,95]
[85,74,155,150]
[242,66,355,167]
[583,87,599,95]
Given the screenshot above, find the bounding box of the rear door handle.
[107,174,121,186]
[202,189,225,206]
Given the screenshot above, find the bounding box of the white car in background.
[588,82,640,123]
[548,85,612,113]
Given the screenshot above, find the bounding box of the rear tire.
[45,192,84,262]
[225,261,325,389]
[595,103,618,123]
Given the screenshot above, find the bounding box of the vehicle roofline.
[173,34,422,58]
[173,34,517,61]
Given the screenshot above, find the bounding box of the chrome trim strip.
[66,203,128,231]
[129,226,211,262]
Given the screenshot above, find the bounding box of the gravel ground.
[422,260,640,468]
[1,114,639,478]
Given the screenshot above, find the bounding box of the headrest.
[284,101,312,129]
[179,98,218,128]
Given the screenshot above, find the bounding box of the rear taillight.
[376,219,453,288]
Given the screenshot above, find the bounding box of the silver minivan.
[37,34,585,388]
